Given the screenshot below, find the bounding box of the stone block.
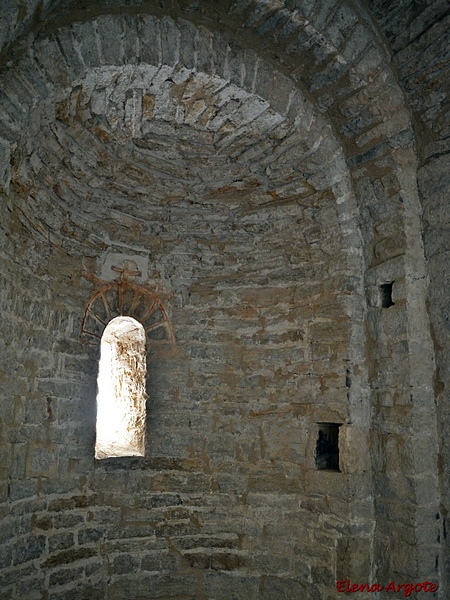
[14,572,46,597]
[31,514,52,531]
[253,60,276,103]
[48,495,93,512]
[55,28,86,81]
[49,566,84,587]
[78,527,103,544]
[0,137,11,192]
[48,531,75,553]
[134,493,183,509]
[179,19,198,71]
[155,519,199,538]
[180,549,209,569]
[8,478,38,502]
[354,43,385,80]
[387,538,418,575]
[119,15,139,65]
[211,550,247,571]
[0,518,15,546]
[26,444,58,477]
[137,15,161,67]
[108,573,199,599]
[261,576,322,600]
[96,15,124,66]
[311,565,335,587]
[0,564,38,588]
[215,473,248,495]
[291,559,311,580]
[32,35,70,88]
[8,443,26,480]
[141,550,177,572]
[311,60,350,95]
[106,524,156,540]
[0,101,21,140]
[14,55,52,102]
[72,20,101,68]
[249,552,290,574]
[248,471,301,494]
[85,559,105,577]
[174,532,240,551]
[13,534,45,566]
[268,72,294,116]
[227,39,245,87]
[160,17,179,67]
[39,477,79,497]
[0,543,12,569]
[204,572,260,600]
[256,8,291,37]
[112,553,140,574]
[104,538,167,555]
[150,471,212,494]
[48,581,107,600]
[325,4,359,48]
[87,508,121,526]
[0,587,13,600]
[211,30,229,79]
[43,546,97,568]
[197,26,213,74]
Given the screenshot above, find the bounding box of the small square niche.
[380,282,395,308]
[315,423,341,471]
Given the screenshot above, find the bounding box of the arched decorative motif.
[81,278,175,345]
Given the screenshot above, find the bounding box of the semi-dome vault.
[0,2,448,599]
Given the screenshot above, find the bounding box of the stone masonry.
[0,1,448,599]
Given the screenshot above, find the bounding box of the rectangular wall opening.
[315,423,341,471]
[380,282,395,308]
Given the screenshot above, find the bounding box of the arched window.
[95,316,147,459]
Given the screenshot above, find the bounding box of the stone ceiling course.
[0,1,447,597]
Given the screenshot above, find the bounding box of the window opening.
[95,316,147,459]
[315,423,341,471]
[380,282,395,308]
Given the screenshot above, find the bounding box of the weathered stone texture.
[0,1,447,599]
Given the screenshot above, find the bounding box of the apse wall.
[0,14,373,599]
[0,196,361,600]
[0,2,445,599]
[372,3,450,590]
[0,211,98,598]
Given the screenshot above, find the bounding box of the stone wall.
[0,1,447,598]
[367,0,450,593]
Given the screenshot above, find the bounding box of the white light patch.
[95,316,147,459]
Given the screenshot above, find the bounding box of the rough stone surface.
[0,1,447,599]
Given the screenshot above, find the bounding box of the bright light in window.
[95,316,147,459]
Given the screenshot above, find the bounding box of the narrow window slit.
[315,423,341,471]
[95,316,147,459]
[380,282,394,308]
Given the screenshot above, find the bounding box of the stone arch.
[0,17,374,590]
[0,2,442,595]
[81,280,175,345]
